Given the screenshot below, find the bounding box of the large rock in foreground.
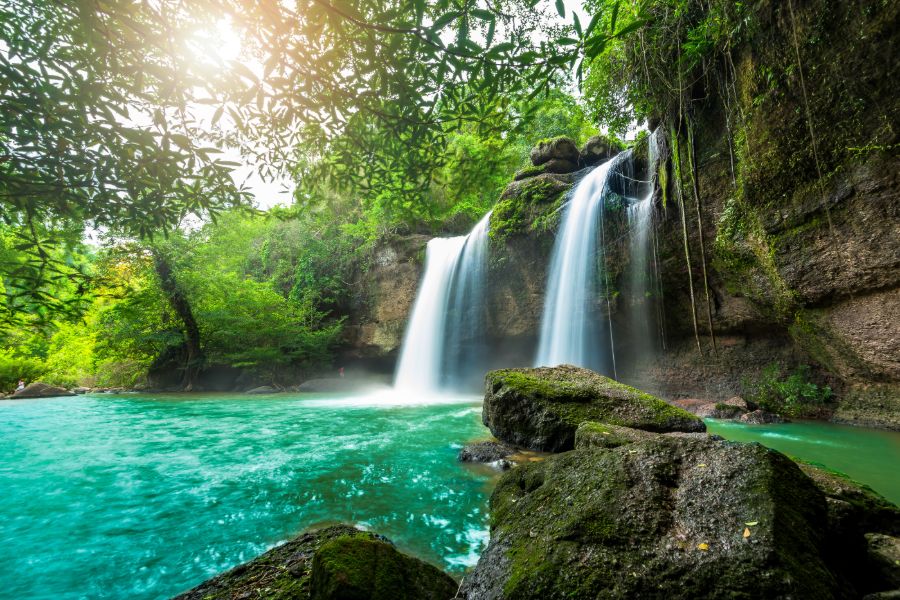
[11,382,75,399]
[483,366,704,452]
[173,524,457,600]
[461,436,897,599]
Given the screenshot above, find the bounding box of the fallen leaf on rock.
[743,528,751,538]
[697,543,709,551]
[697,463,707,468]
[745,521,758,526]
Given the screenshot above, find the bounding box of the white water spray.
[394,211,492,393]
[535,155,627,372]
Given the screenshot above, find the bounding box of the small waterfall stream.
[534,153,629,372]
[625,130,663,360]
[394,211,492,393]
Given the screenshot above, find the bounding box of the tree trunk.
[152,250,202,390]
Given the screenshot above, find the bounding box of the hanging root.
[686,120,718,357]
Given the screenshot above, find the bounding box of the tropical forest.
[1,0,898,598]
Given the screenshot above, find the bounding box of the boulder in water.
[11,382,75,399]
[483,366,704,452]
[310,533,458,600]
[173,524,457,600]
[462,436,857,599]
[530,136,579,166]
[458,440,515,464]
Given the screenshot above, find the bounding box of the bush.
[0,355,46,392]
[744,364,833,418]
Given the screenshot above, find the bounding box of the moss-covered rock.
[172,524,456,600]
[488,174,574,245]
[483,366,704,452]
[309,535,457,600]
[574,421,659,449]
[580,134,624,166]
[462,436,846,599]
[530,136,579,166]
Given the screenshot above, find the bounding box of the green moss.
[487,367,703,434]
[575,421,657,449]
[489,176,570,246]
[513,164,547,179]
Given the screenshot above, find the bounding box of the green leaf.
[555,0,565,18]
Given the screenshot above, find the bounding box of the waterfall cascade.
[534,153,630,373]
[393,211,492,393]
[625,130,664,360]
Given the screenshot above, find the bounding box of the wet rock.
[458,440,515,464]
[72,387,91,394]
[462,436,841,599]
[542,158,579,174]
[245,385,277,394]
[530,136,579,166]
[513,164,547,181]
[740,409,786,424]
[579,134,622,165]
[310,535,458,600]
[173,524,457,600]
[574,422,659,449]
[722,396,749,410]
[866,534,900,591]
[483,365,704,452]
[11,382,75,399]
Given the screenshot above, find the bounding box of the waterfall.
[626,129,663,360]
[394,211,492,393]
[534,153,630,373]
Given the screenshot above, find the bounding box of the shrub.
[744,364,833,418]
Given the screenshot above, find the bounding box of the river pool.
[0,392,493,600]
[1,393,898,600]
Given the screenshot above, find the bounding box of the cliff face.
[339,235,428,371]
[339,0,898,427]
[639,0,900,427]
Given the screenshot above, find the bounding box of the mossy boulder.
[310,536,457,600]
[574,421,659,449]
[462,436,844,599]
[172,524,456,600]
[483,366,704,452]
[580,134,623,166]
[530,136,579,166]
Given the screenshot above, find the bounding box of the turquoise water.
[0,393,493,600]
[707,419,900,504]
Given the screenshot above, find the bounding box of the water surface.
[0,393,492,600]
[707,419,900,504]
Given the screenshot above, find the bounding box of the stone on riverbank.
[172,524,457,600]
[10,382,75,399]
[483,366,704,452]
[463,436,851,599]
[458,440,515,465]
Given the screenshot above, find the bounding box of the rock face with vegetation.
[625,0,900,428]
[173,524,457,600]
[341,235,429,367]
[483,366,704,452]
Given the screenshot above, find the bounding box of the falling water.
[626,196,654,350]
[444,211,492,390]
[626,129,663,359]
[534,154,629,373]
[394,211,492,393]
